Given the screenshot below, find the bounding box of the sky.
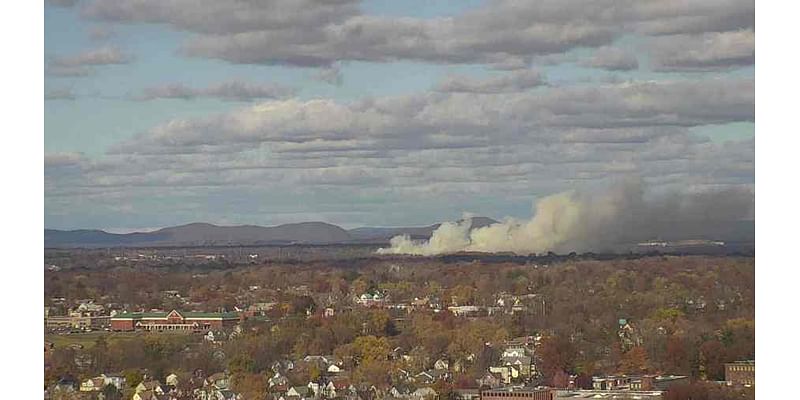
[44,0,755,231]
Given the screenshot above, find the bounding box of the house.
[504,336,536,354]
[414,369,450,384]
[165,373,179,387]
[287,386,311,399]
[52,377,78,394]
[79,377,106,392]
[308,382,322,397]
[79,374,127,392]
[395,369,412,382]
[324,377,355,398]
[205,372,230,390]
[269,372,290,388]
[453,389,481,400]
[272,360,296,373]
[390,384,415,398]
[447,305,481,317]
[215,389,242,400]
[356,291,388,307]
[136,380,165,394]
[328,364,343,374]
[77,300,105,315]
[249,302,277,315]
[195,386,242,400]
[592,376,630,391]
[207,328,236,342]
[303,355,343,373]
[411,297,430,310]
[133,390,162,400]
[411,387,438,400]
[355,384,380,400]
[433,358,449,370]
[489,365,519,384]
[103,374,126,390]
[476,372,503,389]
[500,355,533,378]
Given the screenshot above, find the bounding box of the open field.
[45,330,199,350]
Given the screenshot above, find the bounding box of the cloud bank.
[80,0,754,69]
[134,80,296,102]
[47,46,133,77]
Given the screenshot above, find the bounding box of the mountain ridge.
[44,217,500,248]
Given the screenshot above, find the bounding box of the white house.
[166,373,179,387]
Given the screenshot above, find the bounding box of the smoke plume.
[377,182,753,255]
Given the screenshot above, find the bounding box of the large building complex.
[45,314,110,331]
[481,388,553,400]
[725,360,755,387]
[110,309,241,332]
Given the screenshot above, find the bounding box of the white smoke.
[377,182,753,255]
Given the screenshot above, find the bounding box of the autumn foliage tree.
[538,336,576,384]
[619,346,649,374]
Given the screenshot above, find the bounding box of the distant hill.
[348,216,499,242]
[45,217,500,248]
[45,222,352,248]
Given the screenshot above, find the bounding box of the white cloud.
[580,47,639,71]
[650,29,755,71]
[134,80,296,101]
[435,70,546,93]
[47,46,133,76]
[81,0,754,69]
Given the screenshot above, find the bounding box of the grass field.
[45,331,198,349]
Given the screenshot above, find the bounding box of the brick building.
[481,388,553,400]
[110,309,241,332]
[725,360,755,386]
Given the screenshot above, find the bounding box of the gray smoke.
[377,182,753,255]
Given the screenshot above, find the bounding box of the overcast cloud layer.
[45,0,755,232]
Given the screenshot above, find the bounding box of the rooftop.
[112,310,240,319]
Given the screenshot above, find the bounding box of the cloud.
[47,46,133,76]
[75,78,753,200]
[46,65,92,77]
[180,14,614,67]
[650,29,754,71]
[435,70,546,93]
[580,46,639,71]
[45,88,76,100]
[109,77,753,156]
[45,152,88,168]
[44,2,754,230]
[134,80,296,102]
[81,0,360,35]
[45,131,753,230]
[313,65,343,86]
[47,0,78,7]
[81,0,753,68]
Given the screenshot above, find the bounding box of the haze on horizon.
[45,0,754,233]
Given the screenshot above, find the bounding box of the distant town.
[45,248,754,400]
